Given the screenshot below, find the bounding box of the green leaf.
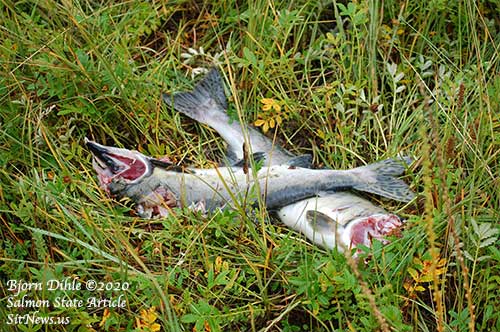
[180,314,199,323]
[243,47,257,65]
[480,237,498,248]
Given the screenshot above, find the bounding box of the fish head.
[85,138,177,217]
[345,214,403,249]
[85,138,153,192]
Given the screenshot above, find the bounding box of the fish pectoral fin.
[223,149,238,166]
[231,152,266,167]
[286,154,313,168]
[306,210,337,233]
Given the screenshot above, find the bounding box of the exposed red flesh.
[108,154,147,180]
[349,214,402,248]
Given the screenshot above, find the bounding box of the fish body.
[162,68,414,250]
[162,69,294,165]
[277,193,402,252]
[86,139,414,221]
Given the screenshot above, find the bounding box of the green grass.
[1,0,499,331]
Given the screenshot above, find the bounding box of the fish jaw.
[86,138,153,190]
[92,158,114,193]
[86,139,180,217]
[342,214,403,250]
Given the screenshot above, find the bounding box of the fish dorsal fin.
[306,210,337,232]
[287,154,313,168]
[223,149,238,166]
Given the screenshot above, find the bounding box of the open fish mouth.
[85,138,151,192]
[85,138,178,218]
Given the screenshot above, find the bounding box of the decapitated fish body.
[278,193,402,251]
[162,68,414,251]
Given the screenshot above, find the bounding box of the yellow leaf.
[263,121,269,133]
[140,309,147,318]
[261,98,282,113]
[145,307,158,324]
[413,257,423,266]
[276,115,282,125]
[151,323,161,332]
[407,267,420,282]
[269,118,275,129]
[135,317,143,329]
[317,129,325,140]
[272,102,281,112]
[254,119,266,127]
[99,308,111,327]
[420,274,434,283]
[261,98,275,111]
[215,256,223,272]
[415,285,426,292]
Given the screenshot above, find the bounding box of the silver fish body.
[86,139,414,219]
[162,69,295,165]
[162,68,413,250]
[277,193,402,252]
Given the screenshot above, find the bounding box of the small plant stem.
[419,80,445,332]
[440,83,476,332]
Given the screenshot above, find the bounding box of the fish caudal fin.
[352,157,416,202]
[162,68,228,125]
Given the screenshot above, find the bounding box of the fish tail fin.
[352,156,416,202]
[162,68,228,124]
